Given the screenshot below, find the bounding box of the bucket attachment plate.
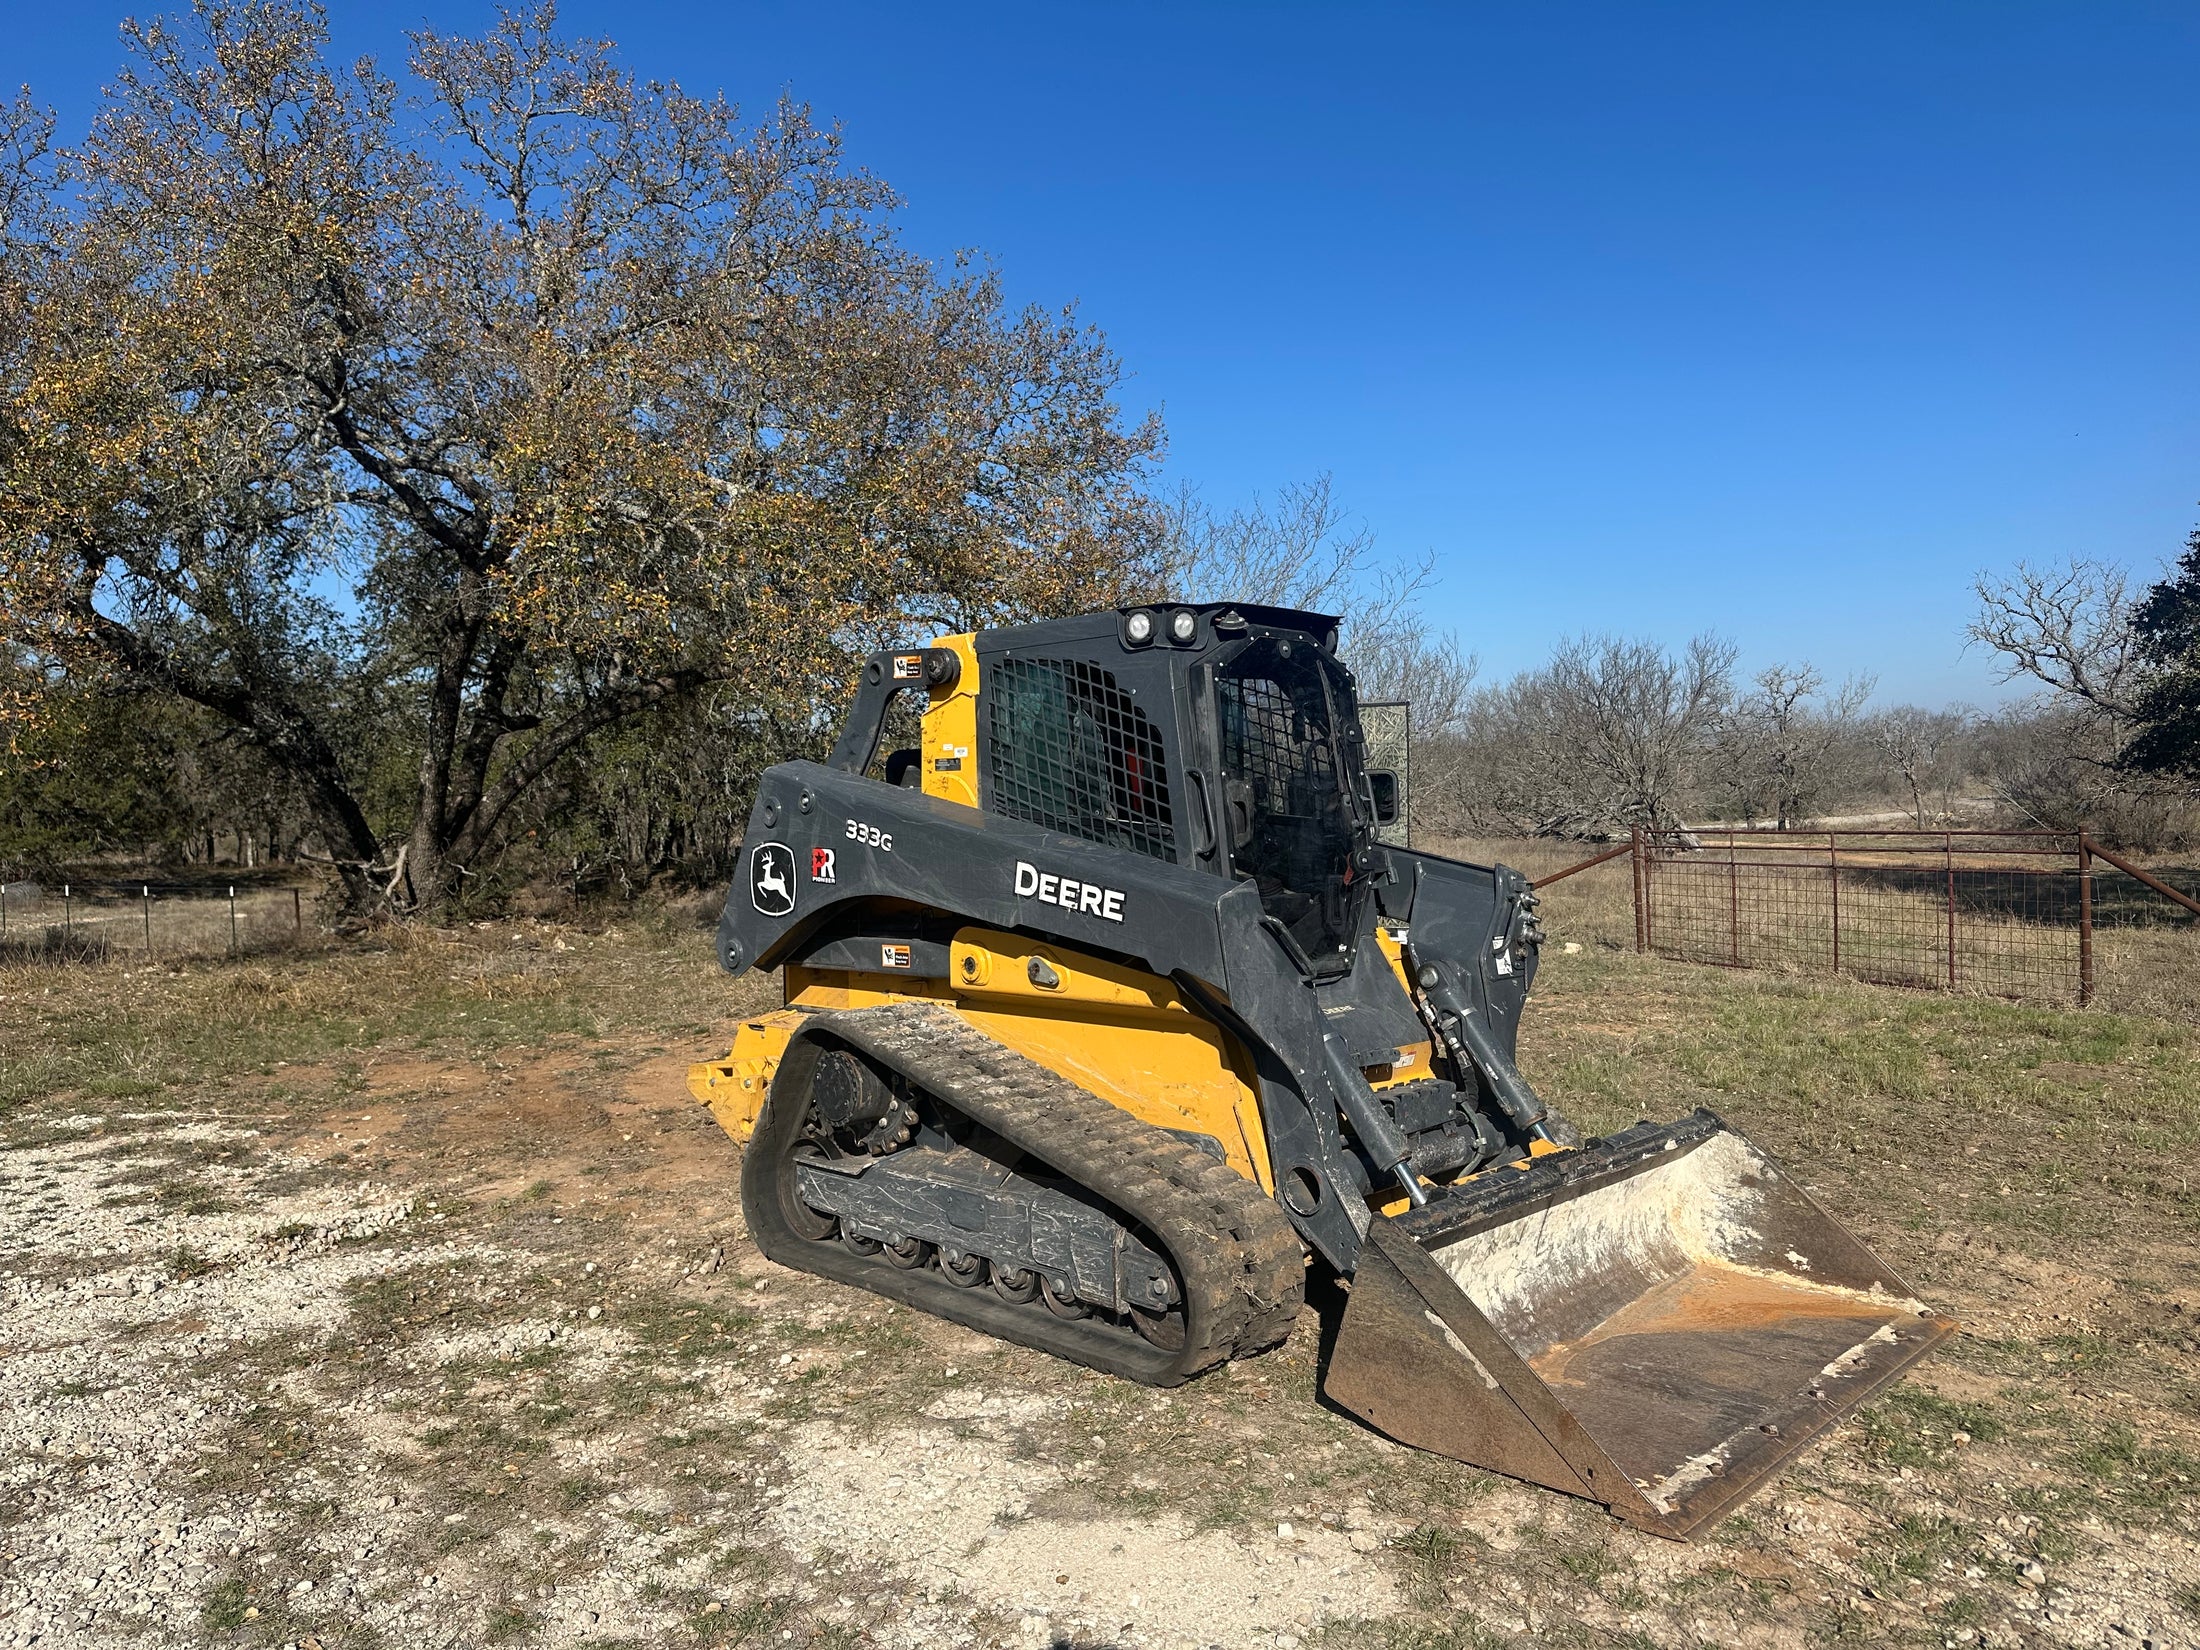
[1324,1110,1954,1538]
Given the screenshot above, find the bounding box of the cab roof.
[975,601,1342,655]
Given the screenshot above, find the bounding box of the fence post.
[2078,832,2094,1007]
[292,886,302,939]
[1828,831,1841,977]
[1,880,6,936]
[1944,832,1957,989]
[63,884,71,941]
[1631,826,1646,953]
[1727,831,1740,966]
[143,886,152,960]
[228,885,238,956]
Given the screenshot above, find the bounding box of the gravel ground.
[2,922,2195,1649]
[0,1106,1411,1650]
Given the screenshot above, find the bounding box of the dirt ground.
[1,907,2195,1649]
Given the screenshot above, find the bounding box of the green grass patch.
[2062,1421,2200,1517]
[1856,1387,2008,1468]
[197,1575,250,1630]
[557,1473,609,1509]
[618,1295,757,1358]
[1859,1512,1975,1586]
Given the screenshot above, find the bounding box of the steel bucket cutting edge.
[1323,1109,1955,1538]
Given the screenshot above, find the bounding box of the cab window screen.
[986,657,1177,862]
[1216,638,1358,959]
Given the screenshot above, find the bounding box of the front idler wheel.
[1130,1303,1188,1351]
[785,1147,839,1242]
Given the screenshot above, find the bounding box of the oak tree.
[0,4,1163,911]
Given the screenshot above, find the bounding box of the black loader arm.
[1377,849,1551,1139]
[824,647,965,778]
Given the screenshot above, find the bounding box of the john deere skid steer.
[689,603,1950,1537]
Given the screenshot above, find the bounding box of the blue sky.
[15,2,2200,706]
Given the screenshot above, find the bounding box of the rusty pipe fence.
[1527,827,2200,1012]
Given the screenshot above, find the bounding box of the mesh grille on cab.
[986,657,1177,863]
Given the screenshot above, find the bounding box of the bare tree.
[1969,555,2199,846]
[1868,705,1972,826]
[1451,634,1736,836]
[1969,559,2144,720]
[1161,474,1374,616]
[1711,664,1873,828]
[1972,705,2194,849]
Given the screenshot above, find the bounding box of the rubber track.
[770,1001,1304,1382]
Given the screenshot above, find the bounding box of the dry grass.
[2,903,2197,1648]
[2091,918,2200,1021]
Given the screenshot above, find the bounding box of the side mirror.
[1366,769,1400,826]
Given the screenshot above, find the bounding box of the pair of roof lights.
[1123,608,1201,648]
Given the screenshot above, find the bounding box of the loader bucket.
[1324,1109,1953,1538]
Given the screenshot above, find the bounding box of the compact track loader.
[689,603,1950,1537]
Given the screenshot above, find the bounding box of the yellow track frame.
[689,926,1275,1192]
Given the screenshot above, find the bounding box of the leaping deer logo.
[751,844,796,916]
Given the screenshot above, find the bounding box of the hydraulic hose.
[1403,946,1554,1145]
[1320,1030,1428,1208]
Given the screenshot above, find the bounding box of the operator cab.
[968,602,1397,977]
[823,601,1399,978]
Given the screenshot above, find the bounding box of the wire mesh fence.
[0,878,312,965]
[1477,826,2200,1018]
[1643,830,2090,1002]
[2076,851,2200,1020]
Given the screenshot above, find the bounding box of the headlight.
[1168,610,1198,644]
[1124,610,1155,645]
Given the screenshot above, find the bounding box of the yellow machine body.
[691,927,1277,1192]
[918,632,982,809]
